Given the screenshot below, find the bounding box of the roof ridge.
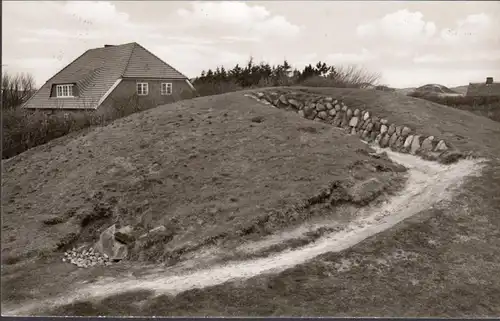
[120,43,137,77]
[134,43,188,79]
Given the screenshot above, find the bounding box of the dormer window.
[56,84,74,98]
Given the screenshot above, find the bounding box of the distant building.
[466,77,500,97]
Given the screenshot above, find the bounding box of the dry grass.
[3,87,500,317]
[407,91,500,123]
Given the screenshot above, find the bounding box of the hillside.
[2,87,500,317]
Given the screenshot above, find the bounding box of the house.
[466,77,500,97]
[23,42,196,114]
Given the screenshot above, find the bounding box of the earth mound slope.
[2,91,407,268]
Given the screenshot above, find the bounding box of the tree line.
[192,57,381,96]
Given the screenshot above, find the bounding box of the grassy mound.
[2,87,500,317]
[1,90,407,269]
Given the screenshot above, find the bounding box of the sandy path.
[3,148,486,316]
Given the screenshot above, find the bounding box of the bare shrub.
[2,71,36,109]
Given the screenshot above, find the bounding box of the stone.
[380,119,388,125]
[434,140,448,152]
[324,97,334,103]
[373,121,381,132]
[328,109,337,117]
[308,111,318,120]
[332,114,342,127]
[334,104,341,111]
[363,111,370,121]
[387,124,396,135]
[353,109,360,116]
[256,92,265,99]
[298,110,306,118]
[370,131,378,142]
[333,100,338,105]
[401,126,411,137]
[341,105,348,112]
[395,126,402,136]
[421,136,435,151]
[349,116,359,127]
[316,103,326,112]
[394,136,406,150]
[95,224,128,261]
[362,120,370,130]
[362,130,370,140]
[374,134,383,146]
[403,135,414,149]
[317,111,328,120]
[380,134,390,148]
[366,122,374,131]
[347,178,385,205]
[410,135,421,154]
[288,99,301,109]
[351,128,357,135]
[340,114,349,127]
[114,225,135,245]
[380,124,388,134]
[326,102,333,110]
[346,109,353,119]
[278,95,289,105]
[389,133,399,147]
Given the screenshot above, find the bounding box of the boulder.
[351,128,357,135]
[380,134,390,148]
[353,109,360,116]
[346,109,353,119]
[349,116,359,127]
[366,122,374,131]
[256,92,265,99]
[401,126,411,137]
[316,103,326,112]
[324,97,334,103]
[434,140,448,152]
[341,105,348,112]
[328,109,337,117]
[317,111,328,120]
[395,126,402,136]
[380,124,388,134]
[334,104,341,111]
[326,102,333,110]
[370,131,378,142]
[389,133,399,147]
[374,133,383,146]
[95,224,128,261]
[332,114,342,127]
[421,136,435,151]
[363,111,370,121]
[387,124,396,135]
[288,99,301,109]
[115,225,135,245]
[410,135,421,154]
[278,95,289,105]
[403,135,414,149]
[380,119,389,125]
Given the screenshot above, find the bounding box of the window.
[56,84,74,98]
[161,82,172,95]
[137,82,149,96]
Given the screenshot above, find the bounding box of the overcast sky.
[2,1,500,88]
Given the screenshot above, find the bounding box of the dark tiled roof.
[23,42,188,110]
[466,82,500,97]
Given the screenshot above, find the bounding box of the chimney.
[104,44,115,48]
[486,77,493,84]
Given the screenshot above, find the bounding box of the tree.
[1,72,36,109]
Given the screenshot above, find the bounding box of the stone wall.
[244,89,469,164]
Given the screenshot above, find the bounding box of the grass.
[2,87,500,317]
[407,91,500,123]
[1,89,409,303]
